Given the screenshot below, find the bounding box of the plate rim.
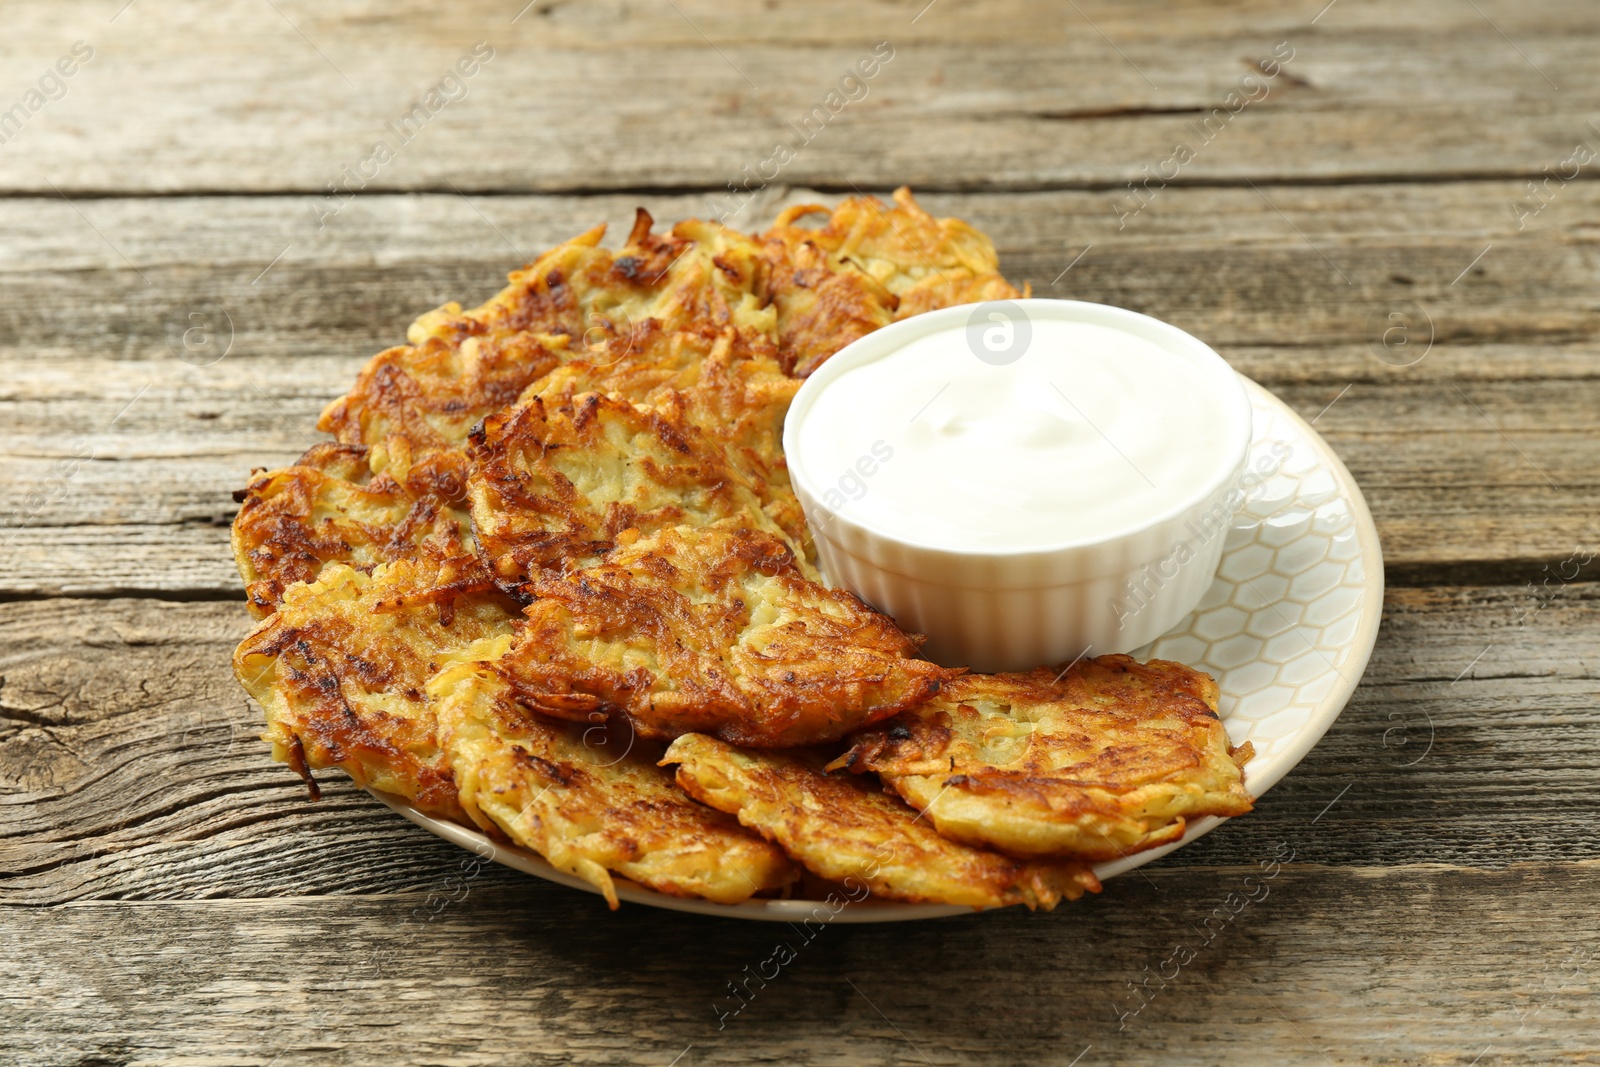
[370,375,1385,922]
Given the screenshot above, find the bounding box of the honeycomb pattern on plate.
[1134,380,1372,784]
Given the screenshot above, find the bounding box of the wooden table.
[4,1,1597,1063]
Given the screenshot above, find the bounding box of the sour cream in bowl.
[784,298,1252,673]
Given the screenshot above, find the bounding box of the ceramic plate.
[373,376,1384,921]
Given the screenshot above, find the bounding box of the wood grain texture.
[6,865,1599,1067]
[4,184,1599,596]
[2,0,1596,194]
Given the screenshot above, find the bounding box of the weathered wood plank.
[4,865,1597,1067]
[9,183,1600,359]
[11,0,1598,55]
[1,185,1598,594]
[3,584,1596,908]
[3,373,1598,596]
[1,0,1595,194]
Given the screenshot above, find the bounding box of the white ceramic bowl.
[784,299,1253,672]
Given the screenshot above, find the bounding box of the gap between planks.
[17,170,1600,200]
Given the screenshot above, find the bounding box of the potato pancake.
[322,210,775,475]
[497,522,952,748]
[234,557,518,820]
[465,384,792,588]
[318,330,564,481]
[763,187,1025,376]
[526,322,806,554]
[231,442,475,617]
[664,733,1099,910]
[432,641,800,908]
[832,655,1254,861]
[235,212,783,612]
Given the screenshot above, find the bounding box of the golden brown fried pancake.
[465,386,790,587]
[321,211,775,473]
[234,557,518,820]
[763,186,1025,376]
[235,211,783,612]
[497,523,952,748]
[664,733,1099,910]
[318,330,564,481]
[406,211,775,358]
[760,232,896,378]
[432,641,800,908]
[525,322,806,553]
[833,655,1254,861]
[231,443,475,618]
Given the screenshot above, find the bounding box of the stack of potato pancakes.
[231,189,1254,911]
